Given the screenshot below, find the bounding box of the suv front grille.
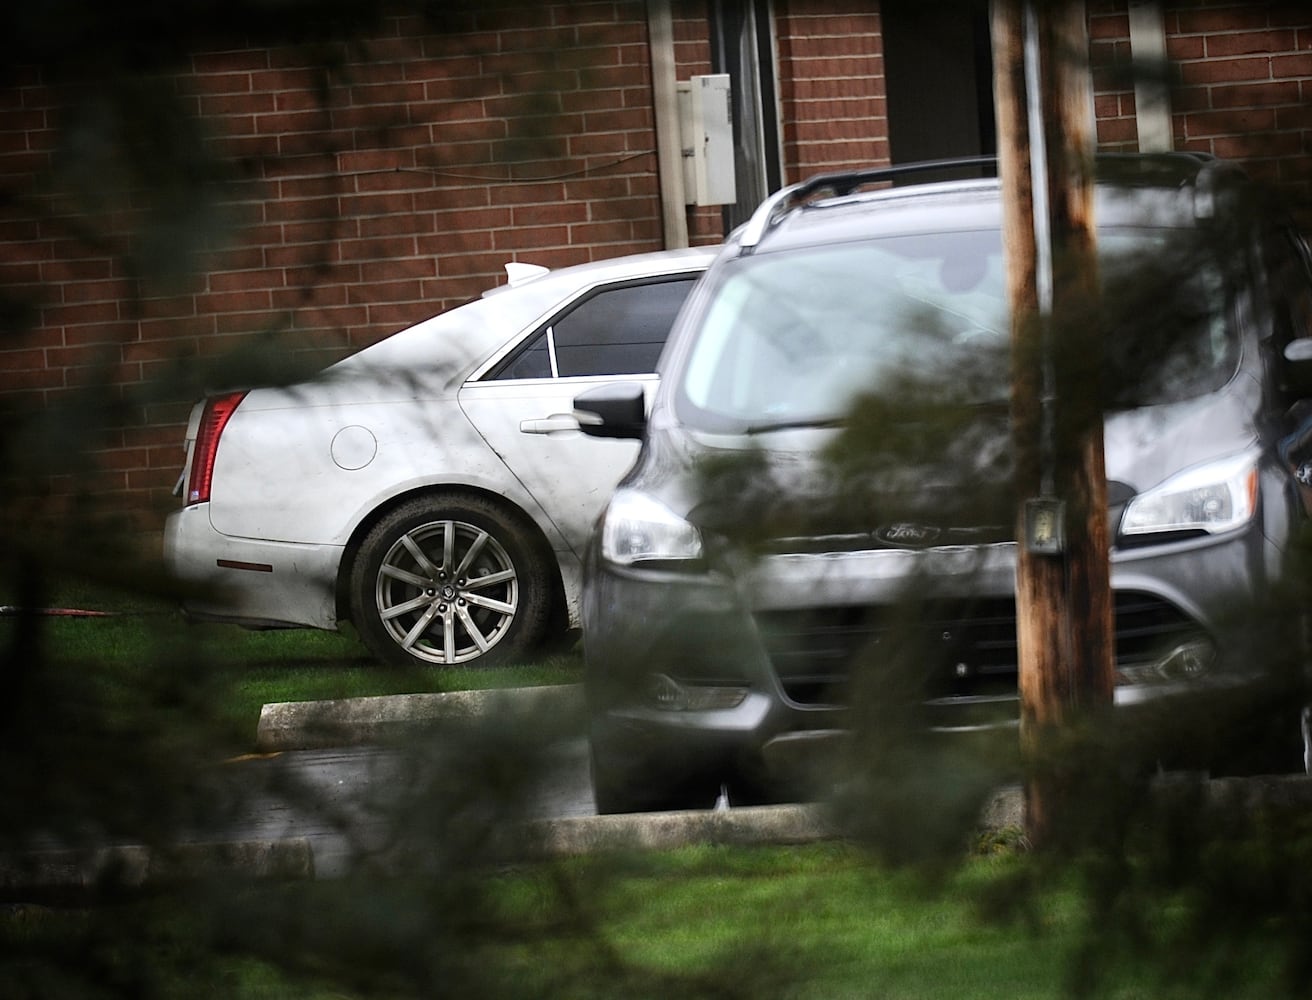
[756,592,1201,709]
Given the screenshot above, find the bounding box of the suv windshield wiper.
[742,416,845,435]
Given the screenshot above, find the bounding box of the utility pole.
[991,0,1115,846]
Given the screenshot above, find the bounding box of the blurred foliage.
[4,2,1312,998]
[0,2,720,998]
[671,136,1312,993]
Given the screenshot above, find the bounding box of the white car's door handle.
[519,415,580,434]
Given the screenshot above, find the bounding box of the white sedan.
[163,248,716,667]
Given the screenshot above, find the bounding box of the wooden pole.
[991,0,1114,846]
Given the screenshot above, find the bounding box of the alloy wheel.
[373,518,519,665]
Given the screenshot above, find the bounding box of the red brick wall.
[1,2,670,519]
[3,1,1310,524]
[776,1,891,180]
[192,2,665,346]
[1089,1,1139,149]
[1091,0,1312,213]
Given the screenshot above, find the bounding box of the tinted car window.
[555,278,696,375]
[491,277,697,380]
[497,334,552,379]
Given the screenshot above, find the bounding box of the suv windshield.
[675,227,1235,433]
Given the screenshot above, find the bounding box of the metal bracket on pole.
[1024,497,1066,555]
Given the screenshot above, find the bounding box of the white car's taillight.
[186,391,247,506]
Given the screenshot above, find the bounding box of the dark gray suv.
[576,154,1312,814]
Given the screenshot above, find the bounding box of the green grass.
[1,587,582,746]
[2,843,1294,999]
[436,843,1297,999]
[6,591,1308,999]
[512,846,1078,1000]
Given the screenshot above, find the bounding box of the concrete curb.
[522,801,876,858]
[256,683,585,751]
[249,685,1026,870]
[9,687,1296,893]
[0,839,315,896]
[520,788,1027,859]
[9,776,1312,893]
[0,799,1011,897]
[251,683,1026,833]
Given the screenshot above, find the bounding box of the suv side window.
[1287,231,1312,340]
[1267,230,1312,341]
[1263,226,1312,399]
[491,277,697,380]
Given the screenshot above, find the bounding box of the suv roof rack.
[737,156,997,254]
[737,152,1249,254]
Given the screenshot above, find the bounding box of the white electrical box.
[676,74,736,207]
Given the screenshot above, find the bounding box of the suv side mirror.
[574,382,647,440]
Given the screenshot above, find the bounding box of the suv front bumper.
[583,524,1290,803]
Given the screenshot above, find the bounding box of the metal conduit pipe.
[647,0,690,248]
[1128,0,1174,152]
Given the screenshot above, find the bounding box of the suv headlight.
[1120,451,1259,538]
[600,489,704,567]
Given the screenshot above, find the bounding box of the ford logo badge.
[875,523,941,547]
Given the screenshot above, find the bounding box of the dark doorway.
[882,0,995,178]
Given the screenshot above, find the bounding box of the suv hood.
[1103,372,1259,493]
[647,373,1260,552]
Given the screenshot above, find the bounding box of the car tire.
[350,494,554,668]
[589,747,647,815]
[589,743,719,815]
